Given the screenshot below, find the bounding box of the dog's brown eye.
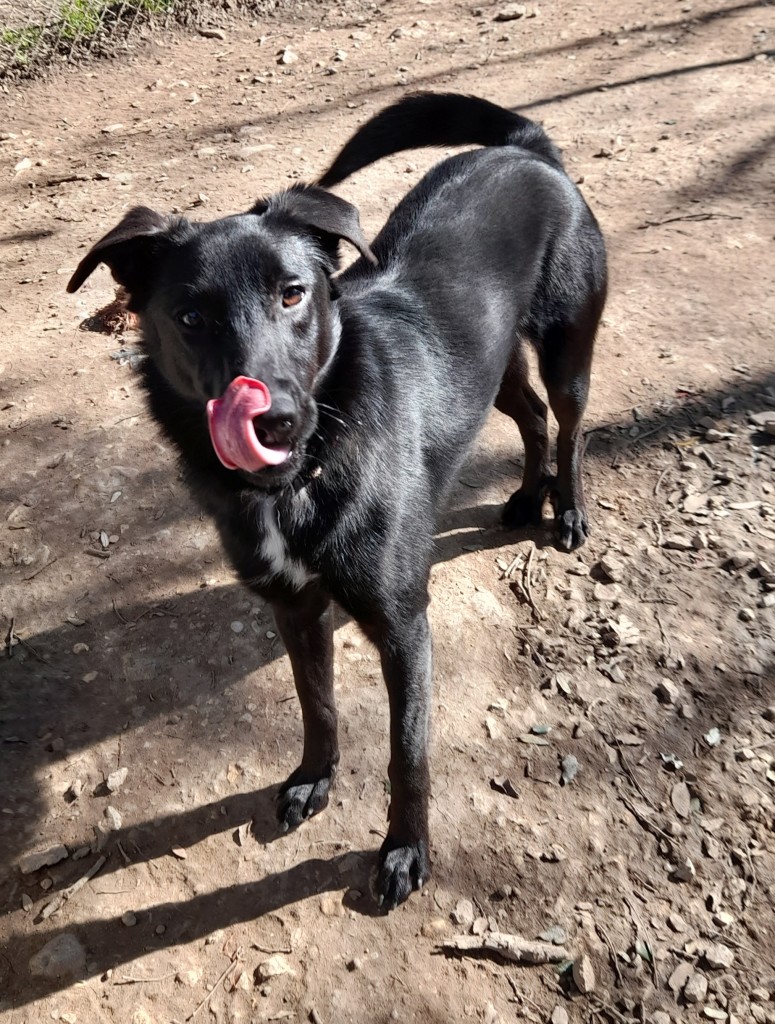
[282,286,304,308]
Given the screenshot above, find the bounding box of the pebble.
[452,898,475,928]
[20,843,69,874]
[652,1013,671,1024]
[551,1008,569,1024]
[256,954,295,981]
[106,767,128,793]
[671,781,691,818]
[103,806,122,831]
[319,895,344,917]
[560,755,579,786]
[494,3,527,20]
[749,410,775,434]
[668,911,687,932]
[672,857,696,882]
[655,678,679,704]
[66,778,84,801]
[121,911,137,927]
[28,934,86,980]
[230,620,245,634]
[728,550,755,569]
[421,917,448,937]
[668,961,693,994]
[539,925,568,945]
[21,893,33,911]
[278,47,298,65]
[572,954,595,994]
[685,971,709,1003]
[663,534,694,550]
[705,943,735,970]
[598,553,624,583]
[739,608,756,623]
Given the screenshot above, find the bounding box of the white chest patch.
[259,500,315,591]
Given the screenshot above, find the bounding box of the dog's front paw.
[556,507,589,551]
[277,765,335,832]
[376,836,430,911]
[501,487,545,530]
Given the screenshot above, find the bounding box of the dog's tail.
[318,92,562,188]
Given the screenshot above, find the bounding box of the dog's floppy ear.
[255,184,377,266]
[67,206,171,295]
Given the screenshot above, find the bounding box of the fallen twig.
[595,922,623,987]
[186,950,242,1021]
[638,212,742,229]
[39,854,107,920]
[437,932,569,964]
[24,556,58,581]
[115,970,178,986]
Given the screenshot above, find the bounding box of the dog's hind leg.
[539,318,596,551]
[273,588,339,830]
[371,607,433,910]
[495,347,553,530]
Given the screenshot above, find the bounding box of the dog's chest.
[256,499,315,591]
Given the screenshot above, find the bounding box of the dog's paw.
[277,766,334,832]
[501,487,544,530]
[376,836,430,911]
[556,508,589,551]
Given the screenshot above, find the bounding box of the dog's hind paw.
[376,836,430,911]
[556,508,589,551]
[277,766,334,832]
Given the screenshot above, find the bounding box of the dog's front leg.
[272,588,339,831]
[374,610,433,910]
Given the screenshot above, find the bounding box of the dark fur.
[68,93,607,910]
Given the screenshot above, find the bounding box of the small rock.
[704,727,722,747]
[703,1009,728,1021]
[40,877,53,890]
[672,857,696,882]
[21,893,33,911]
[256,954,295,981]
[472,917,488,935]
[319,895,344,917]
[598,553,624,583]
[103,806,122,831]
[749,410,775,434]
[198,27,226,39]
[106,767,128,793]
[713,911,734,927]
[494,3,527,20]
[421,917,448,938]
[171,847,187,859]
[551,1008,569,1024]
[685,971,709,1003]
[739,608,756,623]
[277,47,298,65]
[230,620,245,634]
[560,755,579,786]
[668,911,687,932]
[452,898,475,928]
[572,954,595,994]
[663,534,694,550]
[121,911,137,927]
[20,844,69,874]
[65,778,84,801]
[671,781,691,818]
[539,925,568,945]
[728,550,755,569]
[652,1013,671,1024]
[655,678,679,704]
[668,961,693,994]
[705,943,734,970]
[29,934,86,980]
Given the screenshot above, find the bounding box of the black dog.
[68,93,607,910]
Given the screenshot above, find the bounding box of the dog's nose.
[254,392,298,446]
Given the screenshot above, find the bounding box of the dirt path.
[1,1,774,1021]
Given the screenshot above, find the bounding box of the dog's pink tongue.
[207,376,290,472]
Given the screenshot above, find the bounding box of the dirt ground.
[1,0,775,1021]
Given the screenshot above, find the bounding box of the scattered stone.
[598,553,624,583]
[663,534,694,551]
[494,3,527,20]
[671,781,692,818]
[685,971,709,1003]
[277,47,298,65]
[230,620,245,634]
[705,943,734,970]
[713,911,734,927]
[655,679,679,704]
[155,924,166,935]
[21,893,33,911]
[539,925,568,946]
[65,778,84,801]
[668,961,693,994]
[551,1008,569,1024]
[472,917,488,935]
[256,954,295,981]
[739,608,756,623]
[671,857,696,883]
[319,895,344,917]
[668,911,687,932]
[103,806,122,831]
[652,1013,671,1024]
[20,844,69,874]
[40,877,53,890]
[703,1009,728,1021]
[121,911,137,927]
[421,917,448,938]
[452,898,475,928]
[704,727,722,747]
[171,847,187,859]
[29,934,86,980]
[572,954,595,994]
[749,410,775,434]
[106,767,128,793]
[560,755,579,786]
[728,550,755,569]
[490,776,519,798]
[198,27,226,39]
[703,836,722,860]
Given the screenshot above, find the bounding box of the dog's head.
[68,185,375,489]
